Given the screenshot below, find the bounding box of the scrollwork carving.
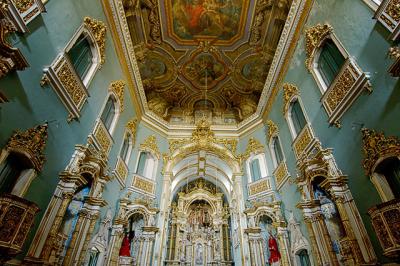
[304,24,333,71]
[282,83,299,114]
[109,80,126,112]
[361,128,400,176]
[83,17,107,65]
[6,123,48,171]
[266,119,279,142]
[140,135,160,158]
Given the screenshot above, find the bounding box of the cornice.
[102,0,312,136]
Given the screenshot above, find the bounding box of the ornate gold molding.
[241,137,264,161]
[374,0,400,41]
[109,80,125,112]
[5,123,48,171]
[361,128,400,176]
[266,119,279,143]
[140,135,160,158]
[282,83,299,114]
[388,46,400,77]
[304,23,333,70]
[0,3,29,78]
[132,175,155,195]
[248,178,271,197]
[83,17,107,65]
[126,118,138,147]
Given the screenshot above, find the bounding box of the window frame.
[270,135,285,170]
[98,93,121,136]
[135,151,158,180]
[286,96,310,141]
[246,153,268,183]
[64,24,101,88]
[311,34,349,95]
[119,131,133,164]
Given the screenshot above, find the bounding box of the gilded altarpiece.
[295,141,377,265]
[165,179,232,266]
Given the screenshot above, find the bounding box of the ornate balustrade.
[248,176,273,200]
[388,46,400,77]
[0,194,39,263]
[273,161,290,190]
[41,53,89,122]
[113,157,128,187]
[374,0,400,40]
[89,119,113,155]
[368,198,400,258]
[321,58,371,127]
[7,0,46,33]
[129,174,156,198]
[292,124,317,160]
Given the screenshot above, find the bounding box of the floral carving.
[83,17,107,65]
[6,123,48,171]
[109,80,126,112]
[0,3,28,78]
[140,135,160,158]
[293,126,312,159]
[304,24,333,70]
[266,119,279,142]
[282,83,299,114]
[133,175,154,194]
[126,118,138,147]
[361,128,400,176]
[325,68,356,111]
[241,137,264,161]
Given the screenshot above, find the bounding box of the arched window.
[317,39,346,88]
[372,157,400,201]
[296,249,311,266]
[100,96,116,132]
[247,154,268,183]
[290,100,307,137]
[136,151,157,180]
[272,136,284,167]
[66,34,93,81]
[120,133,133,164]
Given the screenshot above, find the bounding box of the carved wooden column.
[62,197,105,266]
[298,201,339,266]
[276,225,291,266]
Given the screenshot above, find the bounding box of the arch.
[64,18,105,87]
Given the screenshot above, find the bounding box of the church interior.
[0,0,399,265]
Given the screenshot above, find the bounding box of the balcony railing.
[374,0,400,40]
[7,0,46,33]
[130,174,156,198]
[89,119,113,155]
[113,156,128,187]
[0,194,39,263]
[292,124,317,160]
[248,176,273,200]
[273,161,290,190]
[368,198,400,258]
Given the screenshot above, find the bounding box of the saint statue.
[119,235,131,257]
[268,235,281,266]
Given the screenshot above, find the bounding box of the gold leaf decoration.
[282,83,299,114]
[6,123,48,171]
[305,24,333,70]
[361,128,400,176]
[126,118,138,147]
[110,80,126,112]
[83,17,107,66]
[140,135,160,158]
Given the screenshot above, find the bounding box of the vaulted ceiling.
[122,0,292,126]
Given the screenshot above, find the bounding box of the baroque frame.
[305,24,372,127]
[41,17,107,122]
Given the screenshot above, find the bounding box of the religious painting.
[138,57,167,80]
[183,53,227,89]
[167,0,249,45]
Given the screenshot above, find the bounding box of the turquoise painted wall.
[0,0,140,258]
[248,0,400,263]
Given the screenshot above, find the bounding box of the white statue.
[288,212,310,257]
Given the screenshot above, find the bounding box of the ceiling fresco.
[123,0,292,125]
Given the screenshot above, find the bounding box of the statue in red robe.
[268,235,281,264]
[119,235,131,257]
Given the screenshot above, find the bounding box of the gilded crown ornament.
[361,128,400,176]
[140,135,160,158]
[266,120,279,142]
[83,17,107,65]
[241,137,264,160]
[110,80,126,112]
[282,83,299,114]
[126,118,138,146]
[191,118,215,147]
[305,24,333,70]
[6,123,48,171]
